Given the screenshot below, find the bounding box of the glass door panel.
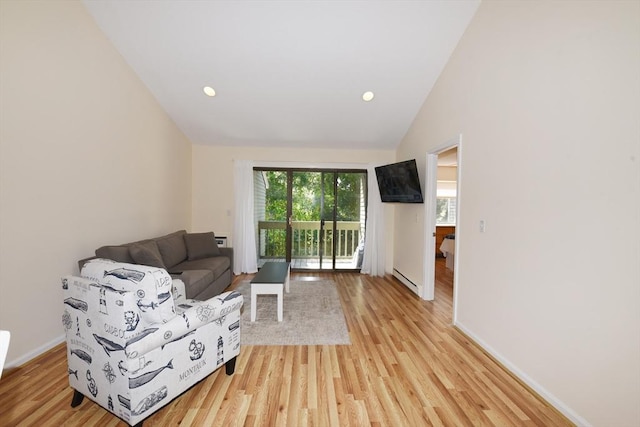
[254,170,288,268]
[291,171,323,269]
[320,172,336,269]
[336,172,367,269]
[255,168,366,271]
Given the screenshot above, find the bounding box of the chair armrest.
[171,278,186,303]
[125,290,243,359]
[77,256,97,274]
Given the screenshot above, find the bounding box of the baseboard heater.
[393,268,419,295]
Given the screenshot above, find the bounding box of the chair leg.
[225,356,237,375]
[70,389,85,407]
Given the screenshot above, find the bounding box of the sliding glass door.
[254,168,367,271]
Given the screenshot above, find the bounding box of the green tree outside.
[262,170,366,258]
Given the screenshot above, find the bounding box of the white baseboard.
[454,322,590,427]
[5,334,65,369]
[392,269,419,296]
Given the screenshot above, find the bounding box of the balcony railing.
[258,220,362,260]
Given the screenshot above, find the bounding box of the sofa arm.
[125,290,242,359]
[219,247,233,273]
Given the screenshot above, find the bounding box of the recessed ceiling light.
[362,91,374,102]
[203,86,216,97]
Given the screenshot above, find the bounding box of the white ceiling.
[83,0,480,150]
[438,147,458,167]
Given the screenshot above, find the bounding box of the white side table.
[251,282,284,322]
[250,262,290,322]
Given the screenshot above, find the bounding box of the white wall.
[191,145,396,271]
[396,1,640,426]
[0,1,192,366]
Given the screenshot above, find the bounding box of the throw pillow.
[129,241,166,269]
[184,232,220,260]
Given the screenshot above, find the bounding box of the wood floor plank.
[0,260,574,426]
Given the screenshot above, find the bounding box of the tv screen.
[375,159,424,203]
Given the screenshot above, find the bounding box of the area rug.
[234,279,351,346]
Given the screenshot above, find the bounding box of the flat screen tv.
[375,159,424,203]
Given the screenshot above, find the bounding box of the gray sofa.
[81,230,233,300]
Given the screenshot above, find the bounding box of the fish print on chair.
[64,297,88,313]
[70,349,92,364]
[129,359,173,389]
[62,262,244,426]
[132,386,168,416]
[161,330,194,350]
[216,292,242,303]
[104,268,145,283]
[125,328,159,347]
[93,334,125,357]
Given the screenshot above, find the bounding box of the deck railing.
[258,220,361,260]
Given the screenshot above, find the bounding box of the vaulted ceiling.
[84,1,480,150]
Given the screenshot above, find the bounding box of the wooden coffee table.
[250,262,290,322]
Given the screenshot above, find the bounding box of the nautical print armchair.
[62,258,243,426]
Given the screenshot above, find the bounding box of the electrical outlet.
[479,220,486,233]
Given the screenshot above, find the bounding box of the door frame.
[422,134,462,322]
[255,166,367,271]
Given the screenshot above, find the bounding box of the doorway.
[253,168,367,271]
[422,135,461,322]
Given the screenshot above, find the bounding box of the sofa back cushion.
[129,241,166,269]
[155,230,187,269]
[95,245,134,263]
[184,232,220,260]
[81,259,175,324]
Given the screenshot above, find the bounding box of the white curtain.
[233,160,258,274]
[361,164,386,276]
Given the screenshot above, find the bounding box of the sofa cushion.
[155,230,188,268]
[172,256,230,281]
[184,232,220,260]
[173,270,214,300]
[129,241,166,269]
[95,245,134,263]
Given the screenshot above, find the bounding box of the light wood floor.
[0,259,572,426]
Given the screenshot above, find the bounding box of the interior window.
[436,197,456,225]
[436,180,456,225]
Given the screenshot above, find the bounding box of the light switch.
[479,220,486,233]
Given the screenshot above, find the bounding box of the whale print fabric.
[62,261,243,426]
[81,259,176,324]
